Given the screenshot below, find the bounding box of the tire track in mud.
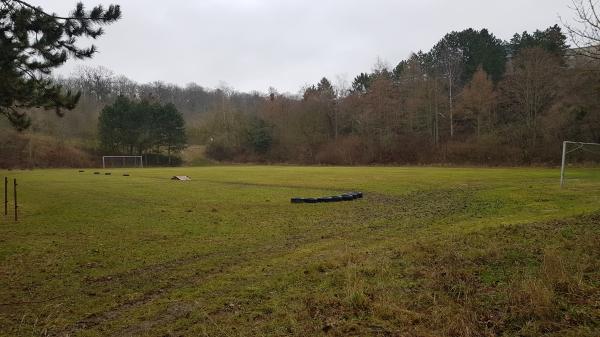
[69,236,310,335]
[61,187,475,336]
[111,188,480,336]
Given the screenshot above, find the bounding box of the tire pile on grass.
[291,192,363,204]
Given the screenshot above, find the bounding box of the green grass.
[0,166,599,336]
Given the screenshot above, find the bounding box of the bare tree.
[72,66,115,102]
[432,40,464,138]
[500,48,562,147]
[563,0,600,59]
[399,54,445,145]
[458,66,496,137]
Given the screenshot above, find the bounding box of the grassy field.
[0,166,599,337]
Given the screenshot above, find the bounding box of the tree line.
[199,25,599,165]
[2,0,599,166]
[17,24,600,165]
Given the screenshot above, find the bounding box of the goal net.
[102,156,144,169]
[560,141,600,187]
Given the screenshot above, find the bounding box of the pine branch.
[10,0,121,22]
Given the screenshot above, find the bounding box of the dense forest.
[2,24,599,167]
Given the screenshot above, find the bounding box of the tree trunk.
[334,108,338,140]
[434,80,439,146]
[449,76,454,138]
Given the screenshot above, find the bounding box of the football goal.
[560,141,600,187]
[102,156,144,169]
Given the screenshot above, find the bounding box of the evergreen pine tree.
[0,0,121,130]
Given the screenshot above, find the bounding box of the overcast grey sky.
[39,0,575,93]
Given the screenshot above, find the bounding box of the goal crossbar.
[560,141,600,187]
[102,156,143,169]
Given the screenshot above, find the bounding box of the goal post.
[102,156,144,169]
[560,141,600,187]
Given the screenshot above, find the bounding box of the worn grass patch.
[0,166,599,336]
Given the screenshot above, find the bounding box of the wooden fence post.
[4,177,7,216]
[13,179,17,222]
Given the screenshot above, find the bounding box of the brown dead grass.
[0,130,95,168]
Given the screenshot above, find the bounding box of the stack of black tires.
[291,192,363,204]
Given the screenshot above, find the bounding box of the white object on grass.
[171,176,191,181]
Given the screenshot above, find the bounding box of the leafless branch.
[562,0,600,59]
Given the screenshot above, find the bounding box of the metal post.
[560,141,567,188]
[4,177,7,216]
[102,156,106,169]
[13,179,17,222]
